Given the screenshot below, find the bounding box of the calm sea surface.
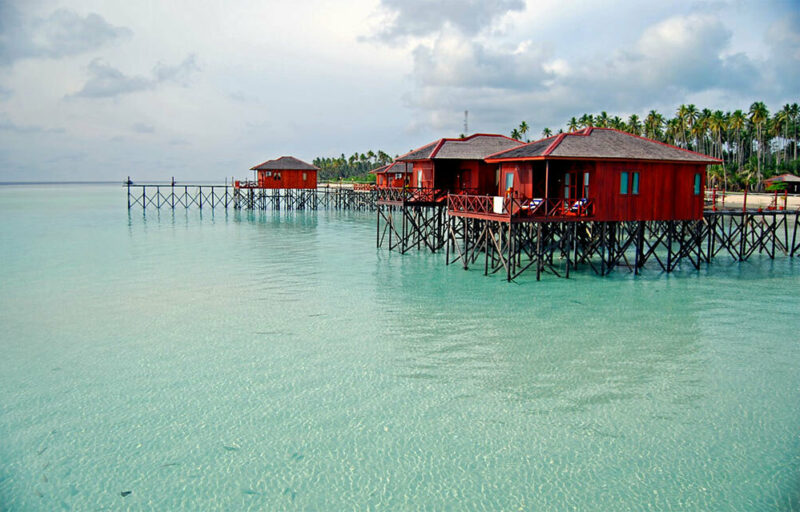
[0,184,798,510]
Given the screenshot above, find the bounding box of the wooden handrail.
[447,194,595,219]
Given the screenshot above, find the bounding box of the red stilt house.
[372,161,412,189]
[397,134,523,197]
[481,128,721,221]
[370,164,390,188]
[245,156,318,189]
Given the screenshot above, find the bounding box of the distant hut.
[249,156,318,189]
[764,173,800,194]
[397,134,523,195]
[369,164,390,188]
[484,128,721,221]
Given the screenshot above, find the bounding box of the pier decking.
[126,182,377,211]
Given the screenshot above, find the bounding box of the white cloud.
[0,4,131,66]
[0,0,796,181]
[68,55,199,99]
[372,0,525,42]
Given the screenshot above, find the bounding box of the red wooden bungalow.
[370,164,390,188]
[396,133,523,199]
[472,128,721,221]
[239,156,318,189]
[371,161,412,189]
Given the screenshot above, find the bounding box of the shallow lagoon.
[0,185,798,510]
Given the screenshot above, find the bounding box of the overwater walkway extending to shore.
[125,182,800,280]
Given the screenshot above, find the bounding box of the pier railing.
[447,194,594,220]
[126,182,377,211]
[376,187,448,204]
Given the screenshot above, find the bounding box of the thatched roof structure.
[766,173,800,184]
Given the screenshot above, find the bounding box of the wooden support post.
[127,177,131,209]
[634,221,644,274]
[706,215,714,263]
[565,222,572,279]
[484,222,490,276]
[536,223,543,281]
[771,214,776,259]
[600,222,607,276]
[667,221,675,272]
[463,218,470,270]
[507,222,513,282]
[739,215,747,261]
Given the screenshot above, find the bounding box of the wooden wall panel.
[257,170,316,189]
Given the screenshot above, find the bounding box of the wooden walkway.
[126,183,377,211]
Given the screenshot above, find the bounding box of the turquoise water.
[0,185,798,510]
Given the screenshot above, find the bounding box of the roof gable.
[398,141,440,161]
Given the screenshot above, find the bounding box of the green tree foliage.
[312,150,392,182]
[511,100,800,191]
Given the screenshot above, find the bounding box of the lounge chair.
[565,198,588,216]
[520,198,544,216]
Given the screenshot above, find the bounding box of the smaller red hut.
[248,156,318,189]
[370,164,390,188]
[372,161,412,189]
[397,134,523,195]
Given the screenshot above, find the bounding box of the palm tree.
[644,110,664,140]
[708,110,726,159]
[749,101,769,187]
[729,110,746,170]
[542,127,553,137]
[596,111,610,128]
[776,105,791,164]
[578,113,594,128]
[685,104,699,149]
[510,128,521,141]
[699,108,712,154]
[665,118,680,146]
[676,104,689,147]
[627,114,642,135]
[691,116,708,155]
[519,121,530,142]
[708,110,728,190]
[567,117,579,132]
[790,103,799,161]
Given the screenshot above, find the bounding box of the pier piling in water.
[439,210,798,281]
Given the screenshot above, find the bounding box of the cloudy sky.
[0,0,798,181]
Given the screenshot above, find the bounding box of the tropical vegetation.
[313,150,393,182]
[512,101,800,191]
